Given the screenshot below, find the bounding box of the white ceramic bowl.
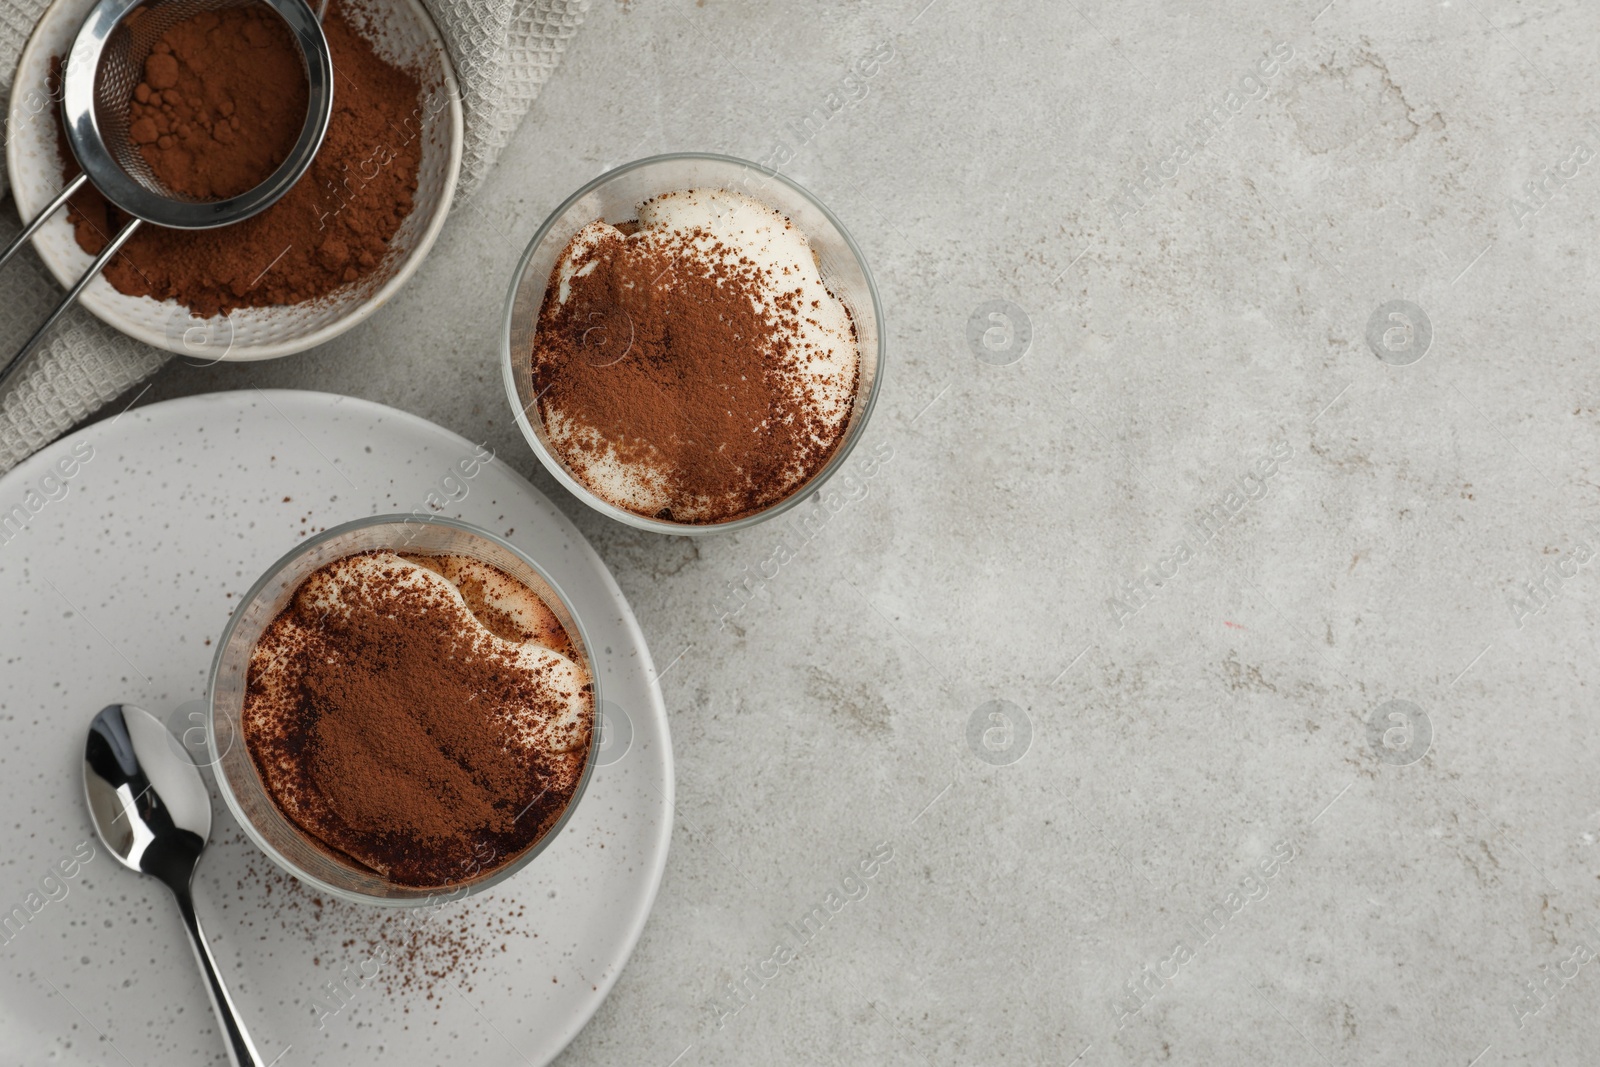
[5,0,462,361]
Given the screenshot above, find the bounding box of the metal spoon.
[83,703,265,1067]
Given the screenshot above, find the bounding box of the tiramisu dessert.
[531,188,860,523]
[241,551,592,888]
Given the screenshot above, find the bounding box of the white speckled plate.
[0,390,672,1066]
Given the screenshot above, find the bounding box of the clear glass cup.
[207,515,600,907]
[501,152,885,535]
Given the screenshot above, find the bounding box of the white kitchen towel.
[0,0,589,474]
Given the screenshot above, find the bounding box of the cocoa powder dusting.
[531,210,858,523]
[55,0,423,316]
[242,552,591,887]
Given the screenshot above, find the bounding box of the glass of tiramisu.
[502,153,884,533]
[208,516,598,906]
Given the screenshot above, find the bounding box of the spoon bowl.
[83,703,265,1067]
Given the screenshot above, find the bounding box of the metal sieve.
[0,0,333,390]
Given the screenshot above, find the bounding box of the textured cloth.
[0,0,588,473]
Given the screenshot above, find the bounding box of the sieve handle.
[0,211,142,393]
[0,173,88,277]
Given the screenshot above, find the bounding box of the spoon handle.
[172,885,267,1067]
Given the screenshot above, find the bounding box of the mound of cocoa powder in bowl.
[53,0,425,317]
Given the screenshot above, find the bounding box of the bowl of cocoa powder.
[6,0,462,361]
[208,515,599,905]
[502,153,885,534]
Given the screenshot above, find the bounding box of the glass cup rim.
[499,151,886,536]
[206,513,602,908]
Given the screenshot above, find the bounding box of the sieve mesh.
[92,0,286,202]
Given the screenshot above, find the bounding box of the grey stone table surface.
[120,0,1600,1063]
